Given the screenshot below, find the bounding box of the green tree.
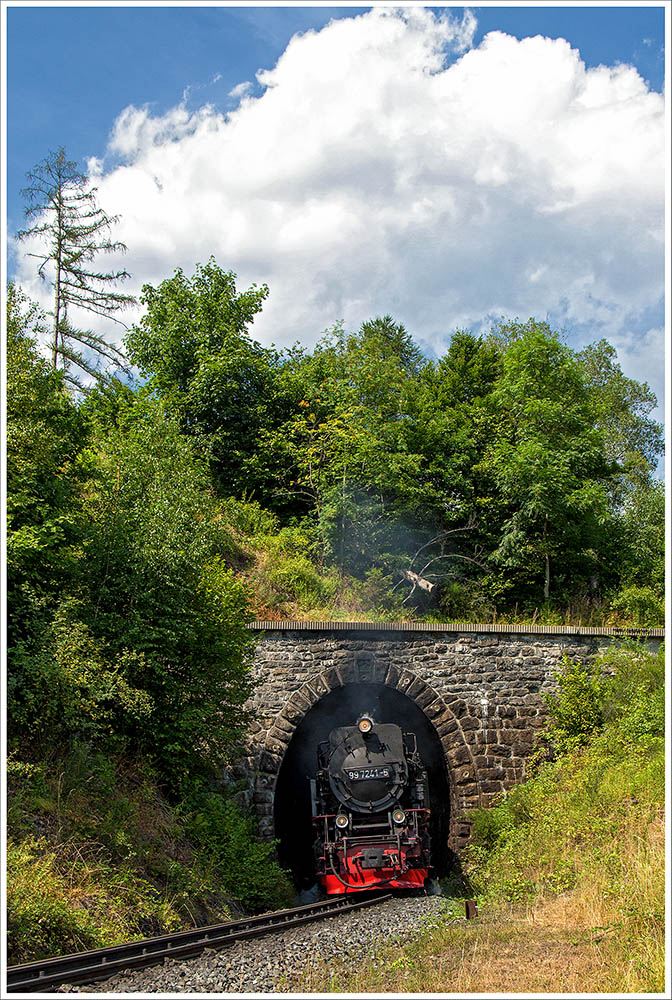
[273,320,432,573]
[78,392,256,777]
[18,147,134,389]
[125,259,295,501]
[6,284,87,650]
[6,285,99,733]
[7,295,255,774]
[577,339,663,493]
[618,479,665,593]
[480,322,614,603]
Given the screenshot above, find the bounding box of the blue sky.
[4,3,668,456]
[6,4,665,233]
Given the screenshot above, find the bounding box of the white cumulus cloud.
[13,7,665,414]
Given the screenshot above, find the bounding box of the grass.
[6,745,293,964]
[212,497,665,627]
[291,792,664,994]
[290,908,660,994]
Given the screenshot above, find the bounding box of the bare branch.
[18,146,136,387]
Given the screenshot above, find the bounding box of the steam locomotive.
[310,714,431,893]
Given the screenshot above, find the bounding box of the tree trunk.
[400,569,435,594]
[543,514,550,602]
[53,191,63,369]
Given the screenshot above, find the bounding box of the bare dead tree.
[393,520,487,605]
[18,147,135,391]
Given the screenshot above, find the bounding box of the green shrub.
[267,554,331,606]
[185,792,294,912]
[609,585,664,626]
[220,497,279,539]
[263,524,314,558]
[598,641,665,750]
[543,655,607,754]
[466,643,665,909]
[438,582,471,620]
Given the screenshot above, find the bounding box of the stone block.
[454,767,476,786]
[480,780,504,793]
[271,715,295,736]
[448,746,473,766]
[371,661,388,684]
[397,669,415,693]
[480,766,506,781]
[497,730,518,745]
[406,676,427,700]
[385,664,400,688]
[258,751,281,774]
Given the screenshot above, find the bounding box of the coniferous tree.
[18,147,135,390]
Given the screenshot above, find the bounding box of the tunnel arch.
[253,659,481,882]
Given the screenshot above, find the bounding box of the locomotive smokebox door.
[360,848,386,869]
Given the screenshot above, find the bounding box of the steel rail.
[7,892,393,993]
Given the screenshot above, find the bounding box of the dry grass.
[294,888,664,995]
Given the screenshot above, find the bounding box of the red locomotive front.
[310,715,431,893]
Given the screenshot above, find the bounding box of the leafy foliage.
[7,748,292,963]
[125,259,296,501]
[119,263,664,619]
[7,305,256,781]
[184,790,294,912]
[6,264,665,961]
[542,656,607,754]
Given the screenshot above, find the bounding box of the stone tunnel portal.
[273,682,452,890]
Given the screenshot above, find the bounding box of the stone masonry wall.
[231,623,663,855]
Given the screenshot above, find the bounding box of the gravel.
[75,894,449,993]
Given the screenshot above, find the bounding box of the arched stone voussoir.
[266,720,296,750]
[310,673,333,699]
[296,681,322,709]
[256,748,283,775]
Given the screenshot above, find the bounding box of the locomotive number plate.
[346,767,391,781]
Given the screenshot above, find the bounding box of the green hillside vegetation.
[291,643,665,994]
[6,261,665,963]
[124,259,662,626]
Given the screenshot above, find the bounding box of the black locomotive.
[310,714,431,893]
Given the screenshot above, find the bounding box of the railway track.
[7,893,393,993]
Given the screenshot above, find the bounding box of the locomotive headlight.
[335,813,349,829]
[392,808,406,825]
[358,715,373,734]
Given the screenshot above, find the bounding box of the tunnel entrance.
[273,682,452,889]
